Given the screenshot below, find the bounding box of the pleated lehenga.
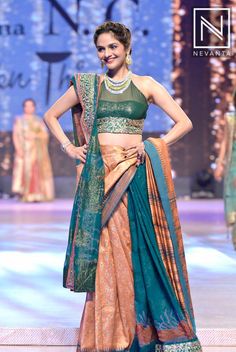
[62,73,202,352]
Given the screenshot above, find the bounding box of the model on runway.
[44,21,202,352]
[12,98,54,202]
[215,88,236,249]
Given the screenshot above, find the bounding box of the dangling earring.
[101,60,105,69]
[126,54,132,66]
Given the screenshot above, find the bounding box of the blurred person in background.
[12,98,54,202]
[215,88,236,249]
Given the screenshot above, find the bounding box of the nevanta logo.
[193,8,231,49]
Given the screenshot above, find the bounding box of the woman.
[44,21,202,352]
[215,88,236,249]
[12,98,54,202]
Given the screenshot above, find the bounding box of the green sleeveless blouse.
[97,80,149,134]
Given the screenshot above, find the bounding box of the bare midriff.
[98,133,142,147]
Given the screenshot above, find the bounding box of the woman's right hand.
[65,143,88,163]
[214,163,224,182]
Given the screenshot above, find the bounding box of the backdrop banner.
[0,0,173,132]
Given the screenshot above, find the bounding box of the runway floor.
[0,199,236,351]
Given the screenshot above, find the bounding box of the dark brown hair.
[22,98,36,107]
[93,21,132,54]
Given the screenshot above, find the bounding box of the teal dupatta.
[63,73,202,351]
[128,144,201,351]
[63,73,105,291]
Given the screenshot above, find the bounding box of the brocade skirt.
[78,145,136,351]
[75,143,202,352]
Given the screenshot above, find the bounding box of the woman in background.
[215,88,236,249]
[12,98,54,202]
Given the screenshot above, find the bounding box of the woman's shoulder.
[131,73,161,88]
[132,73,166,99]
[131,73,151,82]
[14,115,23,124]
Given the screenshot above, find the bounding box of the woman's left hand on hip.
[124,142,145,166]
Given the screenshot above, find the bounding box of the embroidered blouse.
[96,80,149,135]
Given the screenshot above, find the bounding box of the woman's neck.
[106,66,130,80]
[23,113,34,119]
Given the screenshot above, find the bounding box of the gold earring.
[126,54,132,66]
[101,60,104,69]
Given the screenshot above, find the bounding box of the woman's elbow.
[185,119,193,132]
[43,112,49,124]
[43,111,54,127]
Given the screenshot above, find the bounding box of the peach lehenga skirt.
[77,145,136,351]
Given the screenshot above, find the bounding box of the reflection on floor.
[0,199,236,351]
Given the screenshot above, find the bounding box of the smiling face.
[96,31,129,70]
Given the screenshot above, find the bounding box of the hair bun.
[93,21,132,53]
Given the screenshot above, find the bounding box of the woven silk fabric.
[63,72,202,351]
[76,143,202,352]
[128,139,200,350]
[77,145,137,351]
[63,73,105,292]
[96,80,148,134]
[97,116,144,135]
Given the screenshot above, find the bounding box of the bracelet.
[61,141,72,153]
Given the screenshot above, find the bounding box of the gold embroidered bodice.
[96,80,149,134]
